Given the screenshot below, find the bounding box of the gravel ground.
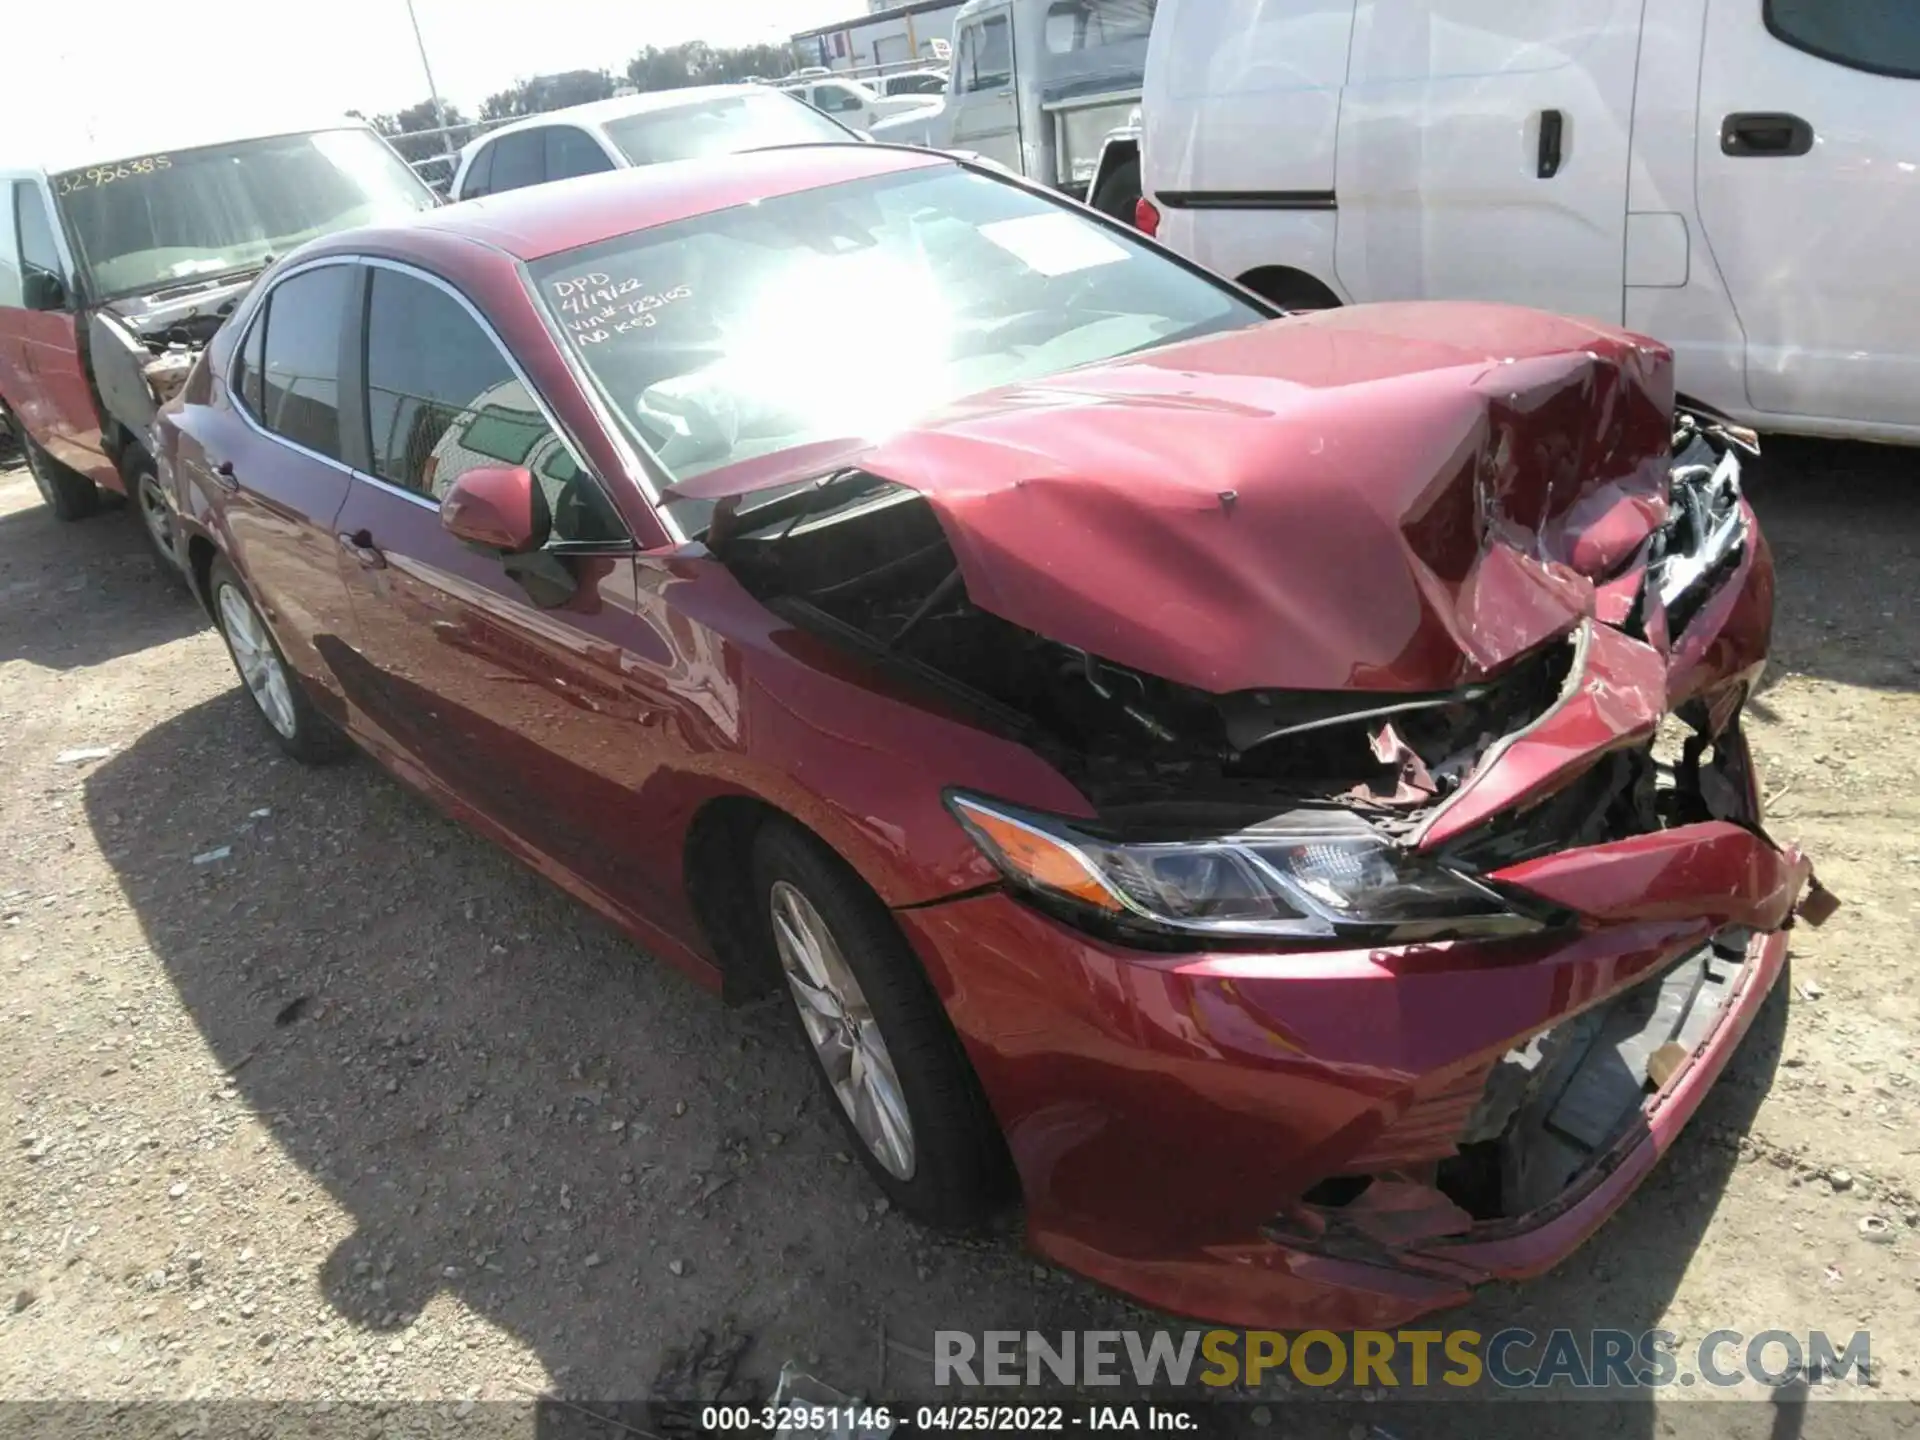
[1,438,1916,1430]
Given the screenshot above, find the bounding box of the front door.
[1695,0,1920,430]
[9,179,111,482]
[1335,0,1643,325]
[949,6,1025,175]
[328,261,681,920]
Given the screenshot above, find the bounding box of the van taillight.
[1134,198,1160,237]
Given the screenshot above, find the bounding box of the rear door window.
[258,264,353,460]
[232,306,266,415]
[488,130,547,194]
[546,127,616,181]
[362,266,622,542]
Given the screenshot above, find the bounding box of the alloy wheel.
[770,879,916,1180]
[216,582,298,740]
[136,469,174,556]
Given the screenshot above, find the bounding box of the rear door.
[10,178,109,479]
[182,261,363,707]
[1334,0,1643,324]
[949,6,1025,172]
[328,260,678,916]
[1695,0,1920,429]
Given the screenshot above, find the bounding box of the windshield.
[602,93,855,167]
[529,165,1261,525]
[54,129,436,299]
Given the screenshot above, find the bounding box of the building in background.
[792,0,963,75]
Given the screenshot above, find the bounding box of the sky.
[5,0,855,145]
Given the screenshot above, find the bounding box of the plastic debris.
[770,1363,894,1440]
[54,747,112,765]
[192,846,232,865]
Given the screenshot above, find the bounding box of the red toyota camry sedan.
[153,144,1828,1328]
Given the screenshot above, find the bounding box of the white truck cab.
[1141,0,1920,444]
[871,0,1155,221]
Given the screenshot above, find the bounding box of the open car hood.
[684,302,1678,694]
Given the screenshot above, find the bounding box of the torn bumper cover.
[692,303,1829,1326]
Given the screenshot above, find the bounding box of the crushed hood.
[684,302,1677,694]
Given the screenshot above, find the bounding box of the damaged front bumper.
[898,818,1819,1329]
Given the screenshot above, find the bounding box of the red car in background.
[154,144,1829,1328]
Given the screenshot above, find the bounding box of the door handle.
[1721,112,1814,158]
[211,459,239,492]
[1537,109,1565,179]
[337,529,387,570]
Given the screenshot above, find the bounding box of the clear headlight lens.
[947,793,1538,944]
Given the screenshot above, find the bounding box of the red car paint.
[679,305,1677,696]
[157,146,1820,1328]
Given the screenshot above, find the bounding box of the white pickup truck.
[870,0,1153,222]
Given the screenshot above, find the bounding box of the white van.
[1139,0,1920,444]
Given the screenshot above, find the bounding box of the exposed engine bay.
[87,273,257,444]
[714,410,1761,862]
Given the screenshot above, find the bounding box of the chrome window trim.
[226,253,639,535]
[223,255,364,480]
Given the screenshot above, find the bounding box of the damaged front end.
[88,274,257,449]
[690,307,1829,1317]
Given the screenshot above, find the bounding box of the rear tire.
[752,821,1014,1228]
[21,429,99,521]
[208,556,353,765]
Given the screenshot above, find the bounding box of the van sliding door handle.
[1537,109,1565,179]
[1722,112,1814,158]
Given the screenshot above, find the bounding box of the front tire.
[208,556,352,765]
[20,429,99,521]
[126,448,188,586]
[753,821,1014,1228]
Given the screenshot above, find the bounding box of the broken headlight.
[947,794,1543,945]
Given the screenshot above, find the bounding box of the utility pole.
[403,0,460,163]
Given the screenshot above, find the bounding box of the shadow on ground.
[0,465,205,669]
[1747,438,1920,703]
[78,685,1802,1439]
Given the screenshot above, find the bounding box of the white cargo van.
[1139,0,1920,444]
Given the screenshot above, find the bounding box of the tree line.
[365,40,797,164]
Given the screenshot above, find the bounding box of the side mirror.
[439,465,548,554]
[22,268,69,312]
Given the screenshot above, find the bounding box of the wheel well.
[186,534,219,616]
[1236,266,1344,313]
[684,796,787,1003]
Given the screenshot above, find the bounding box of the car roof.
[1,113,382,178]
[461,85,793,155]
[345,144,953,264]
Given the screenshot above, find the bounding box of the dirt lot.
[1,437,1917,1430]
